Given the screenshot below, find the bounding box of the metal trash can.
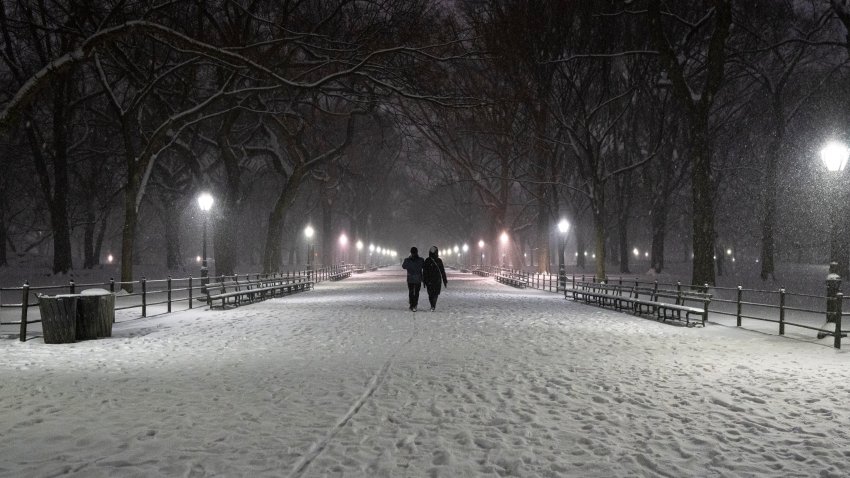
[79,289,115,338]
[38,294,78,344]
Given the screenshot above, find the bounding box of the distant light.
[377,247,382,254]
[523,253,527,257]
[644,251,649,258]
[821,141,850,172]
[732,257,736,262]
[575,252,578,256]
[369,243,374,252]
[713,255,717,260]
[462,244,469,252]
[726,248,732,255]
[356,240,363,250]
[592,254,596,259]
[304,225,314,239]
[454,245,459,253]
[107,254,113,263]
[558,219,569,234]
[197,192,214,212]
[755,259,759,263]
[339,234,348,246]
[478,240,485,248]
[196,255,202,263]
[500,232,509,244]
[584,251,588,256]
[633,247,639,257]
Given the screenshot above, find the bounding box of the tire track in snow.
[288,313,419,477]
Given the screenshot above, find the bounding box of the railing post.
[778,288,785,336]
[69,279,75,294]
[167,276,172,313]
[141,277,147,317]
[110,278,115,293]
[189,276,193,309]
[835,293,843,349]
[19,281,29,342]
[736,285,743,327]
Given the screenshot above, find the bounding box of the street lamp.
[462,243,468,268]
[339,233,348,264]
[821,141,850,274]
[478,240,485,266]
[558,219,570,289]
[499,232,509,268]
[356,240,363,265]
[305,225,314,280]
[197,192,214,294]
[821,141,849,337]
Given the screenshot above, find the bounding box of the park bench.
[472,269,490,277]
[633,284,712,326]
[495,273,527,289]
[565,281,634,310]
[205,277,313,309]
[329,270,352,281]
[565,281,712,327]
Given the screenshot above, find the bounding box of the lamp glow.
[821,141,850,172]
[197,192,214,211]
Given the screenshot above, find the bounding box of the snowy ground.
[2,268,850,477]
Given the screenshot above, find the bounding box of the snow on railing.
[0,263,366,342]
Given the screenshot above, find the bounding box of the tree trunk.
[262,168,306,273]
[575,221,586,270]
[691,123,716,286]
[120,195,137,292]
[0,206,7,266]
[617,211,630,274]
[164,201,182,270]
[535,185,551,273]
[593,209,606,281]
[650,201,668,273]
[214,113,243,276]
[83,204,96,269]
[759,115,781,281]
[322,195,334,266]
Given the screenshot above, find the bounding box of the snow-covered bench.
[495,274,526,289]
[329,270,351,281]
[565,281,711,327]
[205,277,313,309]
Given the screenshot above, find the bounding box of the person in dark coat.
[423,245,448,311]
[402,246,425,311]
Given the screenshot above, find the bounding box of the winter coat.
[402,254,425,284]
[423,252,447,289]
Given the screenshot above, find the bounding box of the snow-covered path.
[2,268,850,477]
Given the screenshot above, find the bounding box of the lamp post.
[305,225,314,280]
[500,232,508,269]
[558,219,569,290]
[820,141,849,337]
[822,141,849,276]
[339,233,348,264]
[197,192,214,294]
[356,240,363,266]
[478,240,485,267]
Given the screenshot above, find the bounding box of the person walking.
[402,246,425,311]
[423,245,448,311]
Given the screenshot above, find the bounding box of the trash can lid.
[81,288,112,296]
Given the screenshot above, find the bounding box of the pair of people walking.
[402,246,448,311]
